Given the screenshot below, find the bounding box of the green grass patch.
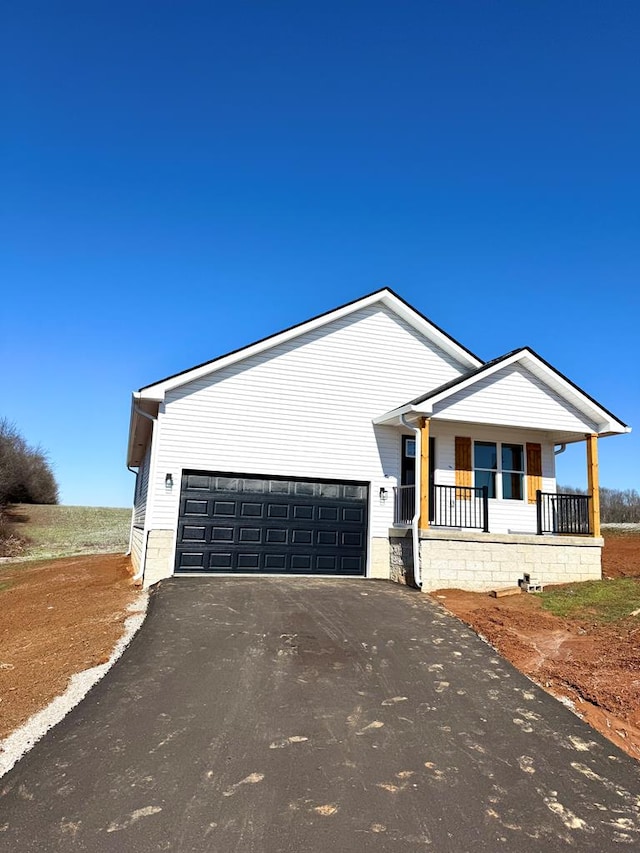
[1,504,131,561]
[602,524,640,538]
[540,578,640,623]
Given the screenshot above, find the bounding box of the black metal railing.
[433,484,489,531]
[536,490,591,535]
[394,484,415,525]
[393,484,488,531]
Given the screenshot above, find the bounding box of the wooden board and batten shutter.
[455,437,472,497]
[526,443,542,504]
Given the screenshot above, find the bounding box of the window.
[474,441,496,497]
[401,436,416,485]
[473,441,524,500]
[501,443,524,500]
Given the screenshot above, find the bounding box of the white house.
[126,289,629,590]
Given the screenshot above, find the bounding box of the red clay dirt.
[435,532,640,760]
[0,554,139,740]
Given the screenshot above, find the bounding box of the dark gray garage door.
[175,471,368,575]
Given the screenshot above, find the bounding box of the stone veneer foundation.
[390,527,603,592]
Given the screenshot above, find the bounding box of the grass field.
[2,504,131,561]
[540,577,640,623]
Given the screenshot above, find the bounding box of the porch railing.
[536,490,591,535]
[394,484,415,525]
[393,484,489,532]
[433,484,489,531]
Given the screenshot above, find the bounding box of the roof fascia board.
[138,288,482,400]
[520,348,629,433]
[378,292,483,369]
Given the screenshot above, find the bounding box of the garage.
[175,471,368,575]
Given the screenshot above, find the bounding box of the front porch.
[393,483,594,536]
[371,345,628,590]
[386,424,604,590]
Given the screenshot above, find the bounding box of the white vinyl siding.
[130,526,144,572]
[430,422,556,534]
[133,443,151,527]
[433,364,600,434]
[147,305,468,539]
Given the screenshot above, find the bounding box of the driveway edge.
[0,591,149,778]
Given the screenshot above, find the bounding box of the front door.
[401,435,435,522]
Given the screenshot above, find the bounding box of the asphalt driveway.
[1,578,639,852]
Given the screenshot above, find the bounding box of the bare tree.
[559,484,640,523]
[0,419,59,508]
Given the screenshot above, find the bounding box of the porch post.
[586,433,601,537]
[419,417,430,530]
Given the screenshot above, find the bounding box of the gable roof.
[374,347,629,437]
[136,288,483,400]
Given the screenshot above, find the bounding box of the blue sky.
[2,0,638,506]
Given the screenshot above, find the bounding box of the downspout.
[130,405,157,584]
[401,414,422,589]
[554,444,567,456]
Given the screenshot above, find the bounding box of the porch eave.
[372,403,433,426]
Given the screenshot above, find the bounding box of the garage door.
[175,471,368,575]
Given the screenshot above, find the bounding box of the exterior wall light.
[379,487,388,501]
[165,473,174,488]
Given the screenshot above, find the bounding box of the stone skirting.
[389,527,603,592]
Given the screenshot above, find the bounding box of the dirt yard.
[435,530,640,760]
[0,554,139,740]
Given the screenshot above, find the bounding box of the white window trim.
[474,440,525,502]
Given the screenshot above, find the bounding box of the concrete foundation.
[370,538,391,579]
[144,529,175,587]
[390,527,603,592]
